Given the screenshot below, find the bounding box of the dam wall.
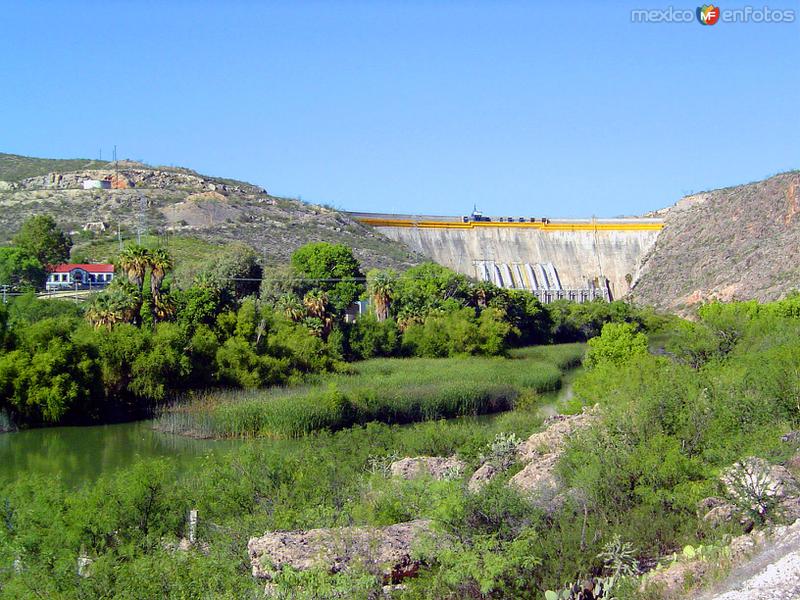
[349,213,663,300]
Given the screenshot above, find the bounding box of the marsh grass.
[156,344,585,438]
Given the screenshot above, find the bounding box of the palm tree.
[473,281,494,309]
[396,307,423,332]
[154,293,176,321]
[85,280,141,328]
[118,245,151,292]
[106,280,142,324]
[192,272,219,291]
[149,247,173,299]
[85,293,115,329]
[303,290,334,338]
[303,290,328,319]
[367,269,395,322]
[276,293,305,322]
[148,247,173,321]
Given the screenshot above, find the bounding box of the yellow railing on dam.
[353,216,665,232]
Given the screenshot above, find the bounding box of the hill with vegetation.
[0,152,421,272]
[0,152,110,182]
[632,171,800,312]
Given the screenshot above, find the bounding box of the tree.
[0,247,45,290]
[303,290,333,337]
[148,247,173,322]
[291,242,364,313]
[585,322,649,368]
[199,243,262,301]
[13,215,71,266]
[149,248,173,299]
[0,317,100,423]
[472,281,496,309]
[118,245,152,291]
[367,269,395,322]
[276,293,305,322]
[392,263,471,319]
[86,279,142,329]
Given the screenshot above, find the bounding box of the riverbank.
[154,343,585,439]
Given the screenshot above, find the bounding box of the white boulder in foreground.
[248,519,432,583]
[389,456,465,480]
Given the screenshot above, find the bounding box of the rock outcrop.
[509,408,598,502]
[516,410,596,463]
[467,463,498,493]
[248,519,433,583]
[15,167,264,195]
[720,457,800,521]
[389,456,465,480]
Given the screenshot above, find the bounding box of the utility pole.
[118,222,122,250]
[137,195,146,244]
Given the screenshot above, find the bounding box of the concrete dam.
[349,213,664,301]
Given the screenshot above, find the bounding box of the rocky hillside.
[0,153,421,271]
[632,171,800,312]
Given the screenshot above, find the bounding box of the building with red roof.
[46,264,115,291]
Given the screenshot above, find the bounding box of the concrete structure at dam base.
[349,213,664,302]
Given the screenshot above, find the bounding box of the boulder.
[467,463,498,493]
[248,519,432,583]
[703,504,738,527]
[721,457,800,519]
[698,496,754,531]
[508,452,560,499]
[697,496,728,514]
[504,407,598,504]
[389,456,465,480]
[641,558,710,598]
[786,452,800,473]
[516,407,597,463]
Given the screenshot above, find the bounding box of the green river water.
[0,420,243,487]
[0,370,579,488]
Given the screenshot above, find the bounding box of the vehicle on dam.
[462,208,492,223]
[463,210,550,224]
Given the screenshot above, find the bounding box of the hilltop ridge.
[0,152,422,272]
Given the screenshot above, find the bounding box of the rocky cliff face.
[8,164,264,195]
[631,171,800,312]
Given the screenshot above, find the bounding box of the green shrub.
[585,322,648,368]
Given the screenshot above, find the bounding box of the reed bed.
[508,342,586,370]
[155,344,583,439]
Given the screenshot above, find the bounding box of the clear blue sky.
[2,1,798,217]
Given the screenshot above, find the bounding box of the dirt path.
[698,521,800,600]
